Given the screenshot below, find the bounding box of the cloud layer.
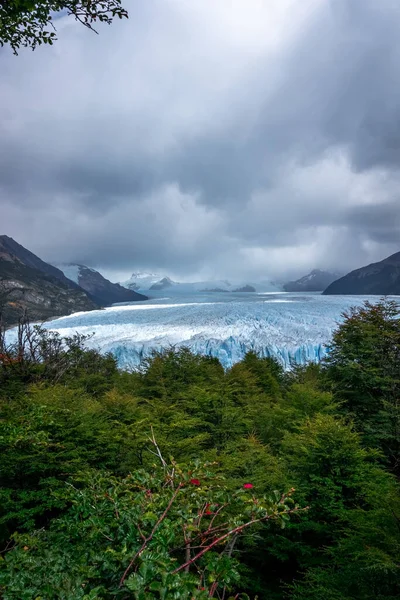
[1,0,400,281]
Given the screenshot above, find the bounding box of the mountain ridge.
[56,263,147,305]
[284,269,341,292]
[0,236,98,327]
[323,252,400,295]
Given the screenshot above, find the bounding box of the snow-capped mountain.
[121,272,171,291]
[56,264,147,305]
[121,272,281,293]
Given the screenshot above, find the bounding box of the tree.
[0,321,118,400]
[0,0,128,54]
[325,299,400,474]
[265,414,400,600]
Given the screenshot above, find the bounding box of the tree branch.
[119,482,183,586]
[173,507,304,574]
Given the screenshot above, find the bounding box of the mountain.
[0,235,82,290]
[323,252,400,295]
[284,269,341,292]
[121,272,167,291]
[149,277,175,291]
[56,263,147,305]
[0,236,97,326]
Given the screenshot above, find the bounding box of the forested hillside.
[0,300,399,599]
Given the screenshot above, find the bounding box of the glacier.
[54,263,81,284]
[55,263,97,284]
[21,291,378,370]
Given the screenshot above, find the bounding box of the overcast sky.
[1,0,400,283]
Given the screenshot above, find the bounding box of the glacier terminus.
[29,291,382,370]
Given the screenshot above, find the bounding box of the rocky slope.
[0,235,82,289]
[323,252,400,295]
[0,236,97,326]
[57,263,147,305]
[284,269,341,292]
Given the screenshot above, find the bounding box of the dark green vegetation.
[0,299,399,598]
[0,1,128,54]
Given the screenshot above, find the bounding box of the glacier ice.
[21,292,377,370]
[54,264,81,284]
[55,263,98,283]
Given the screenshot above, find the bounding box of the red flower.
[243,483,254,489]
[190,478,201,486]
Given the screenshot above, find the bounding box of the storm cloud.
[1,0,400,282]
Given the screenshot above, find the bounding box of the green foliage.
[325,299,400,474]
[0,385,136,539]
[0,0,128,54]
[1,307,400,598]
[0,459,298,599]
[290,484,400,600]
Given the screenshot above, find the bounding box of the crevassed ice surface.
[28,292,379,370]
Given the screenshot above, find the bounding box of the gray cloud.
[1,0,400,282]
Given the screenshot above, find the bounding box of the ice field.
[27,292,378,370]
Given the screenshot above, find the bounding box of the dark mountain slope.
[323,252,400,295]
[0,236,97,326]
[57,263,147,305]
[0,235,79,288]
[284,269,341,292]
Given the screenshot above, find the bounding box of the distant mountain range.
[323,252,400,295]
[283,269,342,292]
[122,272,165,291]
[121,272,279,293]
[0,236,147,327]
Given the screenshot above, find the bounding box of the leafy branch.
[0,0,128,54]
